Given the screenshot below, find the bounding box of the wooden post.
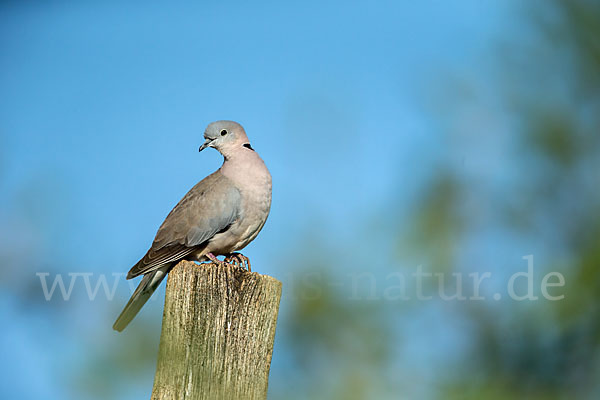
[150,260,282,400]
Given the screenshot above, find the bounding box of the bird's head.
[199,120,253,157]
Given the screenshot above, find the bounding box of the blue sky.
[0,1,517,399]
[0,0,513,268]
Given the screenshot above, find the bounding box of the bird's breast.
[208,154,272,254]
[232,170,272,250]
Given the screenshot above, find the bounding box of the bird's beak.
[199,138,213,152]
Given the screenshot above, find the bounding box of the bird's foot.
[205,252,229,267]
[205,252,251,272]
[224,252,252,272]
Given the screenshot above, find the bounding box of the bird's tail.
[112,264,172,332]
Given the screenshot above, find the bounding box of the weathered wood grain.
[150,260,282,400]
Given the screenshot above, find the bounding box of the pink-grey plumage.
[113,121,272,332]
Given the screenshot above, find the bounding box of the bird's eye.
[220,129,228,136]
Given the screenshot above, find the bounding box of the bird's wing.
[127,171,241,278]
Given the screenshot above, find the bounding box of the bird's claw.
[205,252,227,267]
[205,252,251,272]
[224,252,252,272]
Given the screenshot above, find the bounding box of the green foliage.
[273,1,600,398]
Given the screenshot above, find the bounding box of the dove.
[113,120,272,332]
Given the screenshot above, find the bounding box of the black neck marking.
[243,143,254,151]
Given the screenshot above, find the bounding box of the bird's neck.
[220,149,270,187]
